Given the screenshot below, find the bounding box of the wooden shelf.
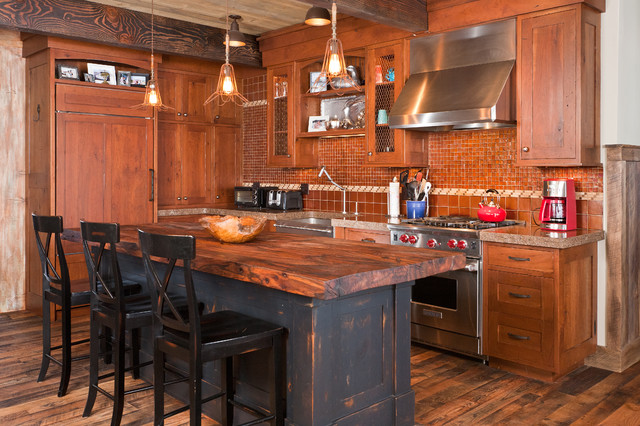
[55,78,147,91]
[302,86,365,99]
[298,128,365,138]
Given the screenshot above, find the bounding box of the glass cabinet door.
[267,63,295,166]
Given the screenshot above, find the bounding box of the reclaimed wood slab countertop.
[63,222,465,300]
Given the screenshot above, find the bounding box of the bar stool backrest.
[80,221,128,309]
[138,230,199,337]
[32,214,69,298]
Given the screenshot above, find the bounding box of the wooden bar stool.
[138,230,286,426]
[80,221,153,426]
[32,213,92,397]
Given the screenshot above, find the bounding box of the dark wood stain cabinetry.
[483,242,597,381]
[517,4,600,166]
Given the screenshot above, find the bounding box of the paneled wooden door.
[56,113,154,226]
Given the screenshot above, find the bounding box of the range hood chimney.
[389,19,516,132]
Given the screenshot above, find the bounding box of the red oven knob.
[447,239,457,249]
[427,239,438,248]
[457,240,468,249]
[408,235,418,244]
[399,234,409,243]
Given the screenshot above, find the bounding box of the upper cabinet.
[266,63,295,166]
[157,70,212,123]
[517,4,601,166]
[365,41,427,167]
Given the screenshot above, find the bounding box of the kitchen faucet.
[318,165,347,215]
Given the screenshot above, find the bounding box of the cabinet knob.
[215,115,220,119]
[177,197,181,200]
[287,154,291,158]
[216,195,220,199]
[522,146,530,152]
[184,196,188,200]
[368,152,372,156]
[177,112,182,116]
[183,113,188,117]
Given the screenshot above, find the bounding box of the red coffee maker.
[539,179,576,231]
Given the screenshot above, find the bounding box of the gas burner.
[405,215,517,230]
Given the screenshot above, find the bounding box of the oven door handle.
[464,260,479,272]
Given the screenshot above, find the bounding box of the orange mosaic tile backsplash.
[241,75,603,229]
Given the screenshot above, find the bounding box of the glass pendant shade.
[309,2,361,93]
[305,6,331,26]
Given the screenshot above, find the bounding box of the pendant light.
[304,6,331,26]
[224,15,246,47]
[309,1,361,93]
[204,0,248,106]
[134,0,171,110]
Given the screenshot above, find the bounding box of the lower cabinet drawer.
[486,269,552,320]
[485,243,554,274]
[344,228,390,244]
[486,312,554,369]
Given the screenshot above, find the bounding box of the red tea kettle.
[478,189,506,222]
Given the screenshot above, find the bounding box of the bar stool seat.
[80,221,154,426]
[138,229,286,426]
[33,214,92,397]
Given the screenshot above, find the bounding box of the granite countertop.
[159,208,605,249]
[478,223,605,249]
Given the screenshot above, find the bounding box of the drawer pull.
[508,256,531,262]
[507,332,530,341]
[361,238,376,243]
[508,292,531,299]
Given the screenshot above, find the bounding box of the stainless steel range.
[388,216,517,359]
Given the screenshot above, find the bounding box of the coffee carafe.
[539,179,576,231]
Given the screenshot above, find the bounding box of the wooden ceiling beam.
[299,0,427,33]
[0,0,262,67]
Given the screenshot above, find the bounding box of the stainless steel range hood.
[389,19,516,132]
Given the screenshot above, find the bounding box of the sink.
[274,217,334,237]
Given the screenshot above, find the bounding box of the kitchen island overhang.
[64,222,465,425]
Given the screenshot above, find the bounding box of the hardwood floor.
[2,310,640,425]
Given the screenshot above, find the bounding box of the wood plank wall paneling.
[0,29,25,312]
[585,145,640,372]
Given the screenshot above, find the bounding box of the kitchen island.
[64,222,465,425]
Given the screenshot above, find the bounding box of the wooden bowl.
[199,215,267,243]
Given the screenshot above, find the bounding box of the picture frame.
[83,73,95,83]
[130,73,149,88]
[309,72,327,93]
[308,115,329,132]
[87,63,117,85]
[57,65,80,80]
[117,71,132,86]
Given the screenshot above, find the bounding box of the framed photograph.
[87,63,116,85]
[308,115,328,132]
[57,65,80,80]
[309,71,327,93]
[130,73,149,88]
[117,71,132,86]
[83,73,95,83]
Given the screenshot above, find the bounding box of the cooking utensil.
[407,181,420,201]
[478,189,506,222]
[416,171,423,182]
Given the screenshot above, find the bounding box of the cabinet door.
[157,70,181,121]
[179,124,212,205]
[517,6,600,166]
[183,73,212,123]
[157,122,182,207]
[213,126,241,206]
[267,63,295,167]
[365,42,407,166]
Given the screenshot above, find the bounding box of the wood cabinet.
[157,70,212,123]
[23,36,155,313]
[335,227,391,244]
[364,42,428,167]
[483,242,597,381]
[157,122,212,207]
[517,4,601,166]
[212,126,242,206]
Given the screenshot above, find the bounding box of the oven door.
[411,258,480,337]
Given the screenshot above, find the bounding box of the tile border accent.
[242,182,603,201]
[243,99,267,107]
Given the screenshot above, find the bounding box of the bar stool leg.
[223,357,234,425]
[58,298,72,397]
[189,351,203,426]
[112,321,126,426]
[131,328,141,379]
[83,313,100,417]
[37,298,51,383]
[153,341,165,426]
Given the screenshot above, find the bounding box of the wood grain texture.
[0,0,261,67]
[63,222,465,299]
[0,30,25,312]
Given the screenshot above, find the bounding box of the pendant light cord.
[225,0,230,64]
[331,1,337,39]
[150,0,155,78]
